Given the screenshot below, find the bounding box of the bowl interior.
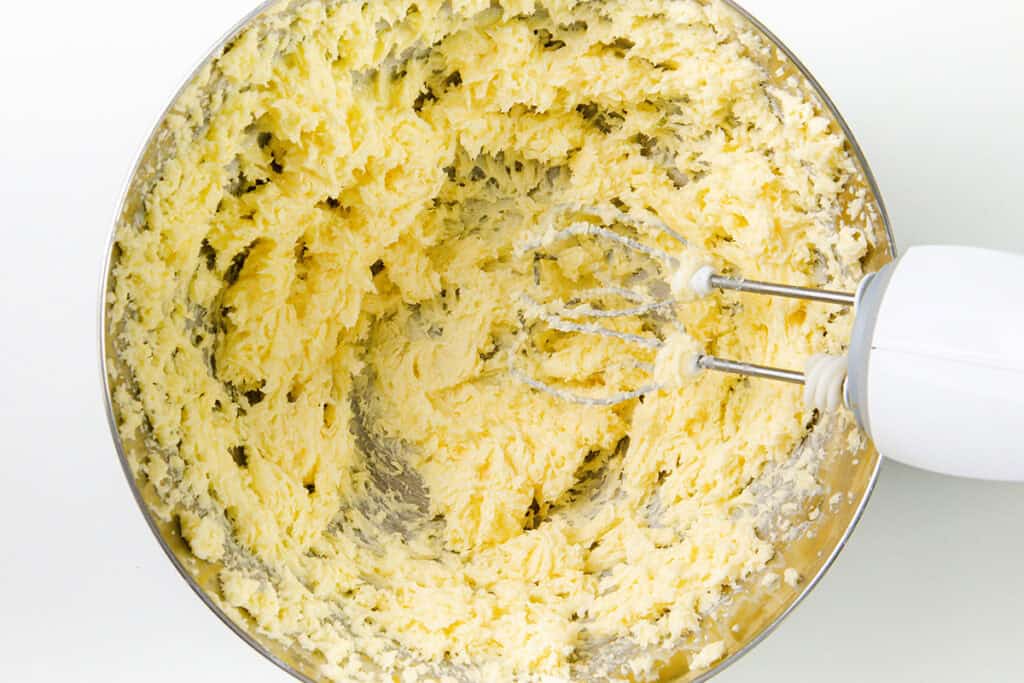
[101,1,893,681]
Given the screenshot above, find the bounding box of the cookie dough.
[108,0,868,680]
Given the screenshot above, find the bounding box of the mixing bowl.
[100,1,894,680]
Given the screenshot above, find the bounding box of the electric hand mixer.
[514,205,1024,482]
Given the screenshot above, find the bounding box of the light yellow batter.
[109,0,869,680]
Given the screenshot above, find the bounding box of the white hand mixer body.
[838,245,1024,482]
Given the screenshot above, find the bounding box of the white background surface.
[1,0,1022,680]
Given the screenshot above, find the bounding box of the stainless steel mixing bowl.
[100,1,895,680]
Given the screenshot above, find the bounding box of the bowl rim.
[97,2,895,681]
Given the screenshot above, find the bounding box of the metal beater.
[512,204,854,409]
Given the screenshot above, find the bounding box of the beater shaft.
[708,274,855,306]
[697,356,805,384]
